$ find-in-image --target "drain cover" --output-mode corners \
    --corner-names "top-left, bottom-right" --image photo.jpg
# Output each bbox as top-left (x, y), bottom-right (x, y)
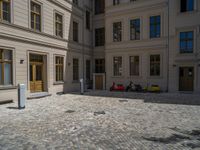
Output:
top-left (65, 110), bottom-right (75, 113)
top-left (94, 111), bottom-right (106, 116)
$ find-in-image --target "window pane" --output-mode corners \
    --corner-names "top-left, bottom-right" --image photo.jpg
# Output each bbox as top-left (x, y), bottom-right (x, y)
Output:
top-left (187, 0), bottom-right (194, 11)
top-left (4, 63), bottom-right (12, 85)
top-left (4, 50), bottom-right (12, 60)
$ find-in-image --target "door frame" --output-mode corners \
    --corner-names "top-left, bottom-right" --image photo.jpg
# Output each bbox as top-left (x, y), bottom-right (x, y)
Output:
top-left (93, 73), bottom-right (105, 90)
top-left (179, 66), bottom-right (194, 92)
top-left (28, 51), bottom-right (48, 93)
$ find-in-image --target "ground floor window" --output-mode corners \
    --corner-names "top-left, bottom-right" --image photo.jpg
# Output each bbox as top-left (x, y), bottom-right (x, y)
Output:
top-left (130, 56), bottom-right (139, 76)
top-left (0, 49), bottom-right (12, 85)
top-left (113, 56), bottom-right (122, 76)
top-left (55, 56), bottom-right (64, 82)
top-left (150, 55), bottom-right (160, 76)
top-left (95, 59), bottom-right (105, 73)
top-left (86, 60), bottom-right (91, 81)
top-left (73, 58), bottom-right (79, 81)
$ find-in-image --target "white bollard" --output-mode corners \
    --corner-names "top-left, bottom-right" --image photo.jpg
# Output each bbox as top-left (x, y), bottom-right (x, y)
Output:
top-left (18, 84), bottom-right (26, 109)
top-left (80, 79), bottom-right (84, 95)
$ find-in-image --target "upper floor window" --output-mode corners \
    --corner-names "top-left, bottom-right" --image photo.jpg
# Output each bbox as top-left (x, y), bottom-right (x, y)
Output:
top-left (55, 13), bottom-right (63, 38)
top-left (150, 15), bottom-right (161, 38)
top-left (95, 0), bottom-right (105, 15)
top-left (31, 1), bottom-right (41, 31)
top-left (130, 19), bottom-right (140, 40)
top-left (0, 49), bottom-right (12, 86)
top-left (181, 0), bottom-right (194, 12)
top-left (55, 56), bottom-right (64, 82)
top-left (95, 59), bottom-right (105, 73)
top-left (180, 31), bottom-right (193, 53)
top-left (73, 0), bottom-right (78, 6)
top-left (150, 55), bottom-right (160, 76)
top-left (0, 0), bottom-right (11, 22)
top-left (95, 27), bottom-right (105, 47)
top-left (73, 21), bottom-right (78, 42)
top-left (86, 10), bottom-right (90, 30)
top-left (113, 0), bottom-right (120, 5)
top-left (113, 22), bottom-right (122, 42)
top-left (113, 56), bottom-right (122, 76)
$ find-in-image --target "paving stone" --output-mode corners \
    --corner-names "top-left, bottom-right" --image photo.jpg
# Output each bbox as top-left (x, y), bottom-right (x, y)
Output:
top-left (0, 91), bottom-right (200, 149)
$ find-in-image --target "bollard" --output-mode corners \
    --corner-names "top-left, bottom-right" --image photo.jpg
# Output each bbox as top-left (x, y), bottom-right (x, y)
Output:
top-left (18, 84), bottom-right (26, 109)
top-left (80, 79), bottom-right (84, 95)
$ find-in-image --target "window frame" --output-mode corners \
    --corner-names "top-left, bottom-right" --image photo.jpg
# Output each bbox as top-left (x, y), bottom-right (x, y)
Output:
top-left (113, 56), bottom-right (122, 77)
top-left (0, 0), bottom-right (11, 22)
top-left (150, 54), bottom-right (161, 77)
top-left (130, 18), bottom-right (141, 41)
top-left (55, 55), bottom-right (64, 82)
top-left (73, 21), bottom-right (79, 42)
top-left (129, 56), bottom-right (140, 76)
top-left (0, 49), bottom-right (13, 86)
top-left (73, 58), bottom-right (79, 81)
top-left (95, 59), bottom-right (105, 73)
top-left (113, 21), bottom-right (122, 42)
top-left (150, 15), bottom-right (161, 39)
top-left (179, 31), bottom-right (194, 53)
top-left (30, 0), bottom-right (42, 32)
top-left (54, 11), bottom-right (63, 38)
top-left (95, 27), bottom-right (105, 47)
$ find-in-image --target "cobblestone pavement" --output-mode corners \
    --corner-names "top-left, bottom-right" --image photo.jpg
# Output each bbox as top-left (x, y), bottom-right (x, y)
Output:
top-left (0, 91), bottom-right (200, 150)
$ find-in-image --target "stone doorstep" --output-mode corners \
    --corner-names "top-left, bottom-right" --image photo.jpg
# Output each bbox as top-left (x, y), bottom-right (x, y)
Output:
top-left (27, 92), bottom-right (52, 100)
top-left (0, 100), bottom-right (13, 105)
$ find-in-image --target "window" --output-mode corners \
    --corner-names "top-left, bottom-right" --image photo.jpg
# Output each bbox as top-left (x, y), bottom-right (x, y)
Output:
top-left (113, 0), bottom-right (120, 5)
top-left (73, 0), bottom-right (78, 5)
top-left (180, 31), bottom-right (193, 53)
top-left (113, 22), bottom-right (122, 42)
top-left (0, 0), bottom-right (11, 22)
top-left (86, 60), bottom-right (91, 81)
top-left (73, 58), bottom-right (79, 81)
top-left (0, 49), bottom-right (12, 85)
top-left (181, 0), bottom-right (194, 12)
top-left (31, 1), bottom-right (41, 31)
top-left (113, 57), bottom-right (122, 76)
top-left (86, 11), bottom-right (90, 30)
top-left (130, 56), bottom-right (139, 76)
top-left (55, 56), bottom-right (64, 82)
top-left (55, 13), bottom-right (63, 38)
top-left (95, 0), bottom-right (105, 15)
top-left (73, 21), bottom-right (78, 42)
top-left (130, 19), bottom-right (140, 40)
top-left (150, 55), bottom-right (160, 76)
top-left (95, 28), bottom-right (105, 46)
top-left (150, 15), bottom-right (161, 38)
top-left (95, 59), bottom-right (105, 73)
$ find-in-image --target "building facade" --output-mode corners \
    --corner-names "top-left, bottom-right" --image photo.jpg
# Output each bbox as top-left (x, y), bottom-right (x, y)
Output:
top-left (0, 0), bottom-right (199, 102)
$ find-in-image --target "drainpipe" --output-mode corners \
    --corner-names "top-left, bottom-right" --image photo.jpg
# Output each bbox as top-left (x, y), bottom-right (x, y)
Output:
top-left (166, 0), bottom-right (170, 92)
top-left (82, 1), bottom-right (85, 91)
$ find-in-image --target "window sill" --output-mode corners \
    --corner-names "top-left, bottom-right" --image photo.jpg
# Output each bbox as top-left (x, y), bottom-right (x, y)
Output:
top-left (0, 85), bottom-right (17, 90)
top-left (53, 81), bottom-right (64, 85)
top-left (177, 10), bottom-right (198, 16)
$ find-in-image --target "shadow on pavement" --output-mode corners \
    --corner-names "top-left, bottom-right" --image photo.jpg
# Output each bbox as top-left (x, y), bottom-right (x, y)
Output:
top-left (66, 90), bottom-right (200, 106)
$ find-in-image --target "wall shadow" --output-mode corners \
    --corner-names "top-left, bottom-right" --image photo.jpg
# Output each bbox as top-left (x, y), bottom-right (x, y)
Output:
top-left (66, 90), bottom-right (200, 106)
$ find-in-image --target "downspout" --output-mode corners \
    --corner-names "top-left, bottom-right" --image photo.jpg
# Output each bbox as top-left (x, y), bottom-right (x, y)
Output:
top-left (82, 1), bottom-right (85, 91)
top-left (166, 0), bottom-right (170, 92)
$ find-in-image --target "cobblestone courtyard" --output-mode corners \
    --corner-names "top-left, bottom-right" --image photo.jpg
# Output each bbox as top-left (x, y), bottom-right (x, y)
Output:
top-left (0, 91), bottom-right (200, 150)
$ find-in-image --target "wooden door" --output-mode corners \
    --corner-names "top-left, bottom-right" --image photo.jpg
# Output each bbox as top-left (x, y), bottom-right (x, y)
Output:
top-left (179, 67), bottom-right (194, 91)
top-left (95, 75), bottom-right (103, 90)
top-left (30, 54), bottom-right (44, 93)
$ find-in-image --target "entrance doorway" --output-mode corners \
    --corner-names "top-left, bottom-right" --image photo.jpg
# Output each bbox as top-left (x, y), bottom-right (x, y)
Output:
top-left (29, 54), bottom-right (45, 93)
top-left (95, 75), bottom-right (103, 90)
top-left (179, 67), bottom-right (194, 91)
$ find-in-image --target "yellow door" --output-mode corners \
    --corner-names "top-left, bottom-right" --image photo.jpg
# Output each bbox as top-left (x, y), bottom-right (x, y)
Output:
top-left (30, 54), bottom-right (44, 93)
